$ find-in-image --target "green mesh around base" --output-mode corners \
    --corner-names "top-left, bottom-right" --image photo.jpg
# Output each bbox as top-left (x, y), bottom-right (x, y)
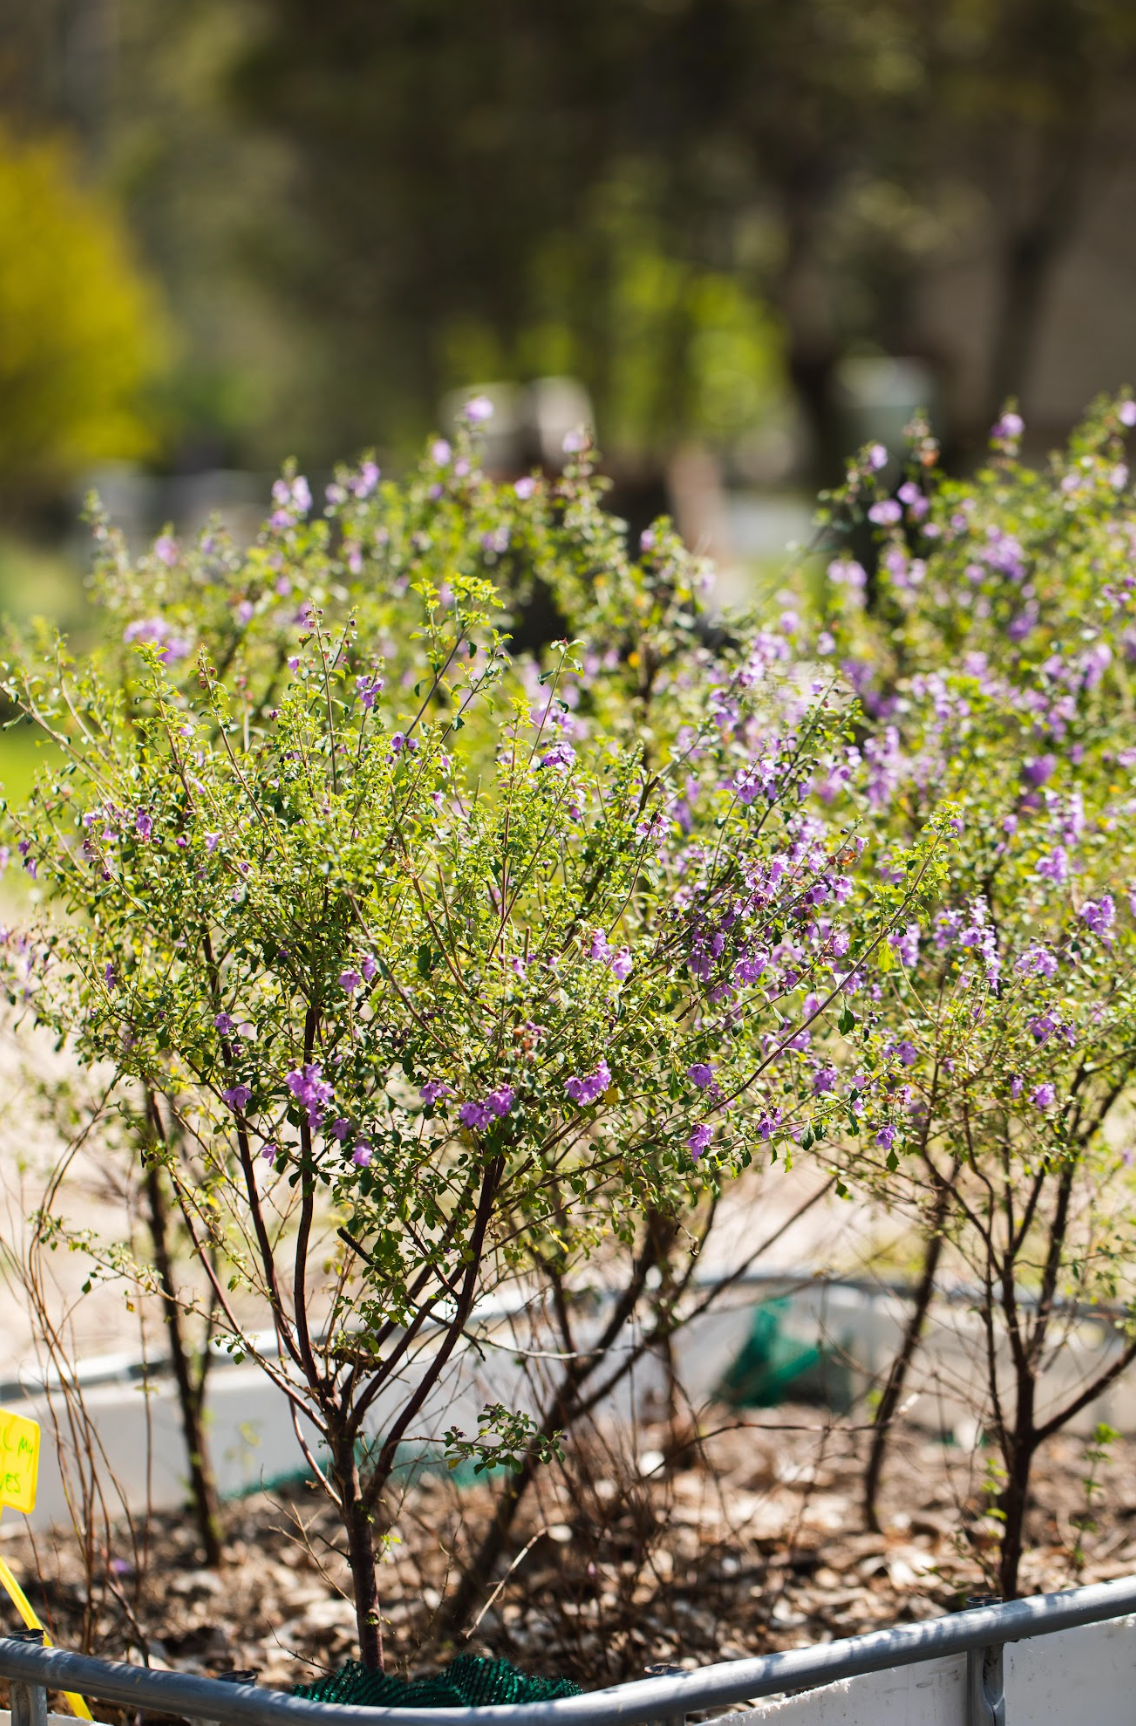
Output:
top-left (293, 1653), bottom-right (582, 1708)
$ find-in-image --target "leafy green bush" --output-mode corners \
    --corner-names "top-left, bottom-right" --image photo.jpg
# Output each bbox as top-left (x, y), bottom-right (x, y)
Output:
top-left (0, 416), bottom-right (939, 1662)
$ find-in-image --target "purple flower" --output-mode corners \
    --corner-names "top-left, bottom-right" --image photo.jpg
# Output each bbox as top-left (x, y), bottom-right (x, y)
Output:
top-left (565, 1058), bottom-right (612, 1107)
top-left (539, 740), bottom-right (576, 771)
top-left (205, 832), bottom-right (220, 853)
top-left (562, 427), bottom-right (589, 454)
top-left (486, 1085), bottom-right (515, 1117)
top-left (221, 1084), bottom-right (252, 1111)
top-left (153, 534), bottom-right (178, 566)
top-left (587, 930), bottom-right (612, 962)
top-left (286, 1062), bottom-right (334, 1129)
top-left (339, 969), bottom-right (362, 993)
top-left (463, 394), bottom-right (494, 423)
top-left (1080, 896), bottom-right (1115, 938)
top-left (1036, 847), bottom-right (1068, 884)
top-left (687, 1122), bottom-right (713, 1160)
top-left (420, 1079), bottom-right (451, 1105)
top-left (135, 810), bottom-right (153, 841)
top-left (894, 1040), bottom-right (918, 1067)
top-left (514, 475), bottom-right (537, 499)
top-left (868, 499), bottom-right (902, 526)
top-left (889, 924), bottom-right (920, 968)
top-left (1011, 1076), bottom-right (1024, 1098)
top-left (609, 947), bottom-right (633, 981)
top-left (431, 438), bottom-right (452, 465)
top-left (103, 962), bottom-right (117, 989)
top-left (1017, 947), bottom-right (1058, 980)
top-left (687, 1063), bottom-right (714, 1088)
top-left (1121, 401), bottom-right (1136, 428)
top-left (876, 1124), bottom-right (897, 1150)
top-left (261, 1140), bottom-right (278, 1162)
top-left (329, 1118), bottom-right (350, 1142)
top-left (1021, 754), bottom-right (1056, 790)
top-left (1029, 1012), bottom-right (1059, 1045)
top-left (458, 1100), bottom-right (492, 1130)
top-left (867, 443), bottom-right (888, 471)
top-left (1032, 1083), bottom-right (1057, 1111)
top-left (993, 411), bottom-right (1024, 441)
top-left (355, 675), bottom-right (384, 708)
top-left (214, 1013), bottom-right (235, 1034)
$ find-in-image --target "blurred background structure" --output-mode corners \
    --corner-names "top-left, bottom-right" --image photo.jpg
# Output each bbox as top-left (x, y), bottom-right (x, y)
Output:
top-left (2, 0), bottom-right (1136, 595)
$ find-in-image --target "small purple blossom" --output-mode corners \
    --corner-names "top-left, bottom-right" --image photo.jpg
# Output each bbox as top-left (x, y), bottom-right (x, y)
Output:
top-left (463, 394), bottom-right (494, 423)
top-left (356, 674), bottom-right (384, 708)
top-left (103, 962), bottom-right (117, 989)
top-left (221, 1084), bottom-right (252, 1111)
top-left (1016, 946), bottom-right (1058, 980)
top-left (153, 534), bottom-right (178, 566)
top-left (487, 1085), bottom-right (515, 1117)
top-left (1029, 1012), bottom-right (1059, 1045)
top-left (1032, 1083), bottom-right (1057, 1110)
top-left (339, 969), bottom-right (362, 993)
top-left (868, 499), bottom-right (902, 526)
top-left (286, 1062), bottom-right (334, 1129)
top-left (687, 1122), bottom-right (713, 1160)
top-left (458, 1100), bottom-right (492, 1130)
top-left (1022, 754), bottom-right (1056, 790)
top-left (135, 810), bottom-right (153, 841)
top-left (214, 1013), bottom-right (235, 1034)
top-left (867, 443), bottom-right (888, 471)
top-left (876, 1124), bottom-right (897, 1150)
top-left (539, 740), bottom-right (576, 771)
top-left (813, 1065), bottom-right (838, 1095)
top-left (993, 411), bottom-right (1024, 442)
top-left (1080, 896), bottom-right (1115, 938)
top-left (351, 1142), bottom-right (373, 1168)
top-left (565, 1058), bottom-right (612, 1106)
top-left (688, 1063), bottom-right (714, 1088)
top-left (514, 475), bottom-right (537, 499)
top-left (609, 947), bottom-right (633, 981)
top-left (205, 832), bottom-right (220, 853)
top-left (420, 1080), bottom-right (451, 1106)
top-left (431, 438), bottom-right (452, 465)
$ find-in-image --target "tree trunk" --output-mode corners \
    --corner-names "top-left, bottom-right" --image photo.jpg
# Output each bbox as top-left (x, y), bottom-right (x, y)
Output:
top-left (335, 1437), bottom-right (384, 1669)
top-left (143, 1157), bottom-right (224, 1567)
top-left (997, 1387), bottom-right (1037, 1599)
top-left (863, 1184), bottom-right (950, 1531)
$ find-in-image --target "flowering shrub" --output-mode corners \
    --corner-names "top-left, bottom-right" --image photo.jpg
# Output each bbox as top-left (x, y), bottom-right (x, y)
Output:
top-left (813, 396), bottom-right (1136, 1590)
top-left (0, 422), bottom-right (943, 1662)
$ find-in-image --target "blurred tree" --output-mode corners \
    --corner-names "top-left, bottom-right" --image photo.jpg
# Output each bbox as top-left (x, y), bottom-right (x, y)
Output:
top-left (226, 0), bottom-right (1136, 477)
top-left (0, 125), bottom-right (165, 506)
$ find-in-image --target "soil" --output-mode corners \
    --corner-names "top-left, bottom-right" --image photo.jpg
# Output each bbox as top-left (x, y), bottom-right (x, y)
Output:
top-left (4, 1407), bottom-right (1136, 1714)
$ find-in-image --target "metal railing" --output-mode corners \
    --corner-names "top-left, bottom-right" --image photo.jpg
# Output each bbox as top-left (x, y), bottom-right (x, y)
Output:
top-left (4, 1574), bottom-right (1136, 1726)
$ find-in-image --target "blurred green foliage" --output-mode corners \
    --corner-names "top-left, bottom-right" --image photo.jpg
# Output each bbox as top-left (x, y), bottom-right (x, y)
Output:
top-left (0, 126), bottom-right (166, 501)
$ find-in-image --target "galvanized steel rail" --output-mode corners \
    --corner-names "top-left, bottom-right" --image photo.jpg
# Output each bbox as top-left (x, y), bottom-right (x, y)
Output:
top-left (4, 1574), bottom-right (1136, 1726)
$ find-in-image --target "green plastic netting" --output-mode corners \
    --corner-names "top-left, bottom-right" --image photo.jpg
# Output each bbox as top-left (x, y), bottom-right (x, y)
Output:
top-left (294, 1653), bottom-right (581, 1708)
top-left (717, 1298), bottom-right (853, 1412)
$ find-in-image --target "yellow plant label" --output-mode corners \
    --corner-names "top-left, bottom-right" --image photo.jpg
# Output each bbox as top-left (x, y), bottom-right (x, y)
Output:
top-left (0, 1409), bottom-right (39, 1515)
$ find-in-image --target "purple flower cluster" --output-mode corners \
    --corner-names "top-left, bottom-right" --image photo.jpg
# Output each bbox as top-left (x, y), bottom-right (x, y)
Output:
top-left (286, 1062), bottom-right (334, 1129)
top-left (565, 1058), bottom-right (611, 1106)
top-left (1080, 896), bottom-right (1115, 938)
top-left (457, 1086), bottom-right (515, 1130)
top-left (586, 930), bottom-right (632, 980)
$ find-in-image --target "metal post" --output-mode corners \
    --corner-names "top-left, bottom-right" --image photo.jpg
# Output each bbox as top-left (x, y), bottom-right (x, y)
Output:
top-left (9, 1629), bottom-right (49, 1726)
top-left (965, 1594), bottom-right (1006, 1726)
